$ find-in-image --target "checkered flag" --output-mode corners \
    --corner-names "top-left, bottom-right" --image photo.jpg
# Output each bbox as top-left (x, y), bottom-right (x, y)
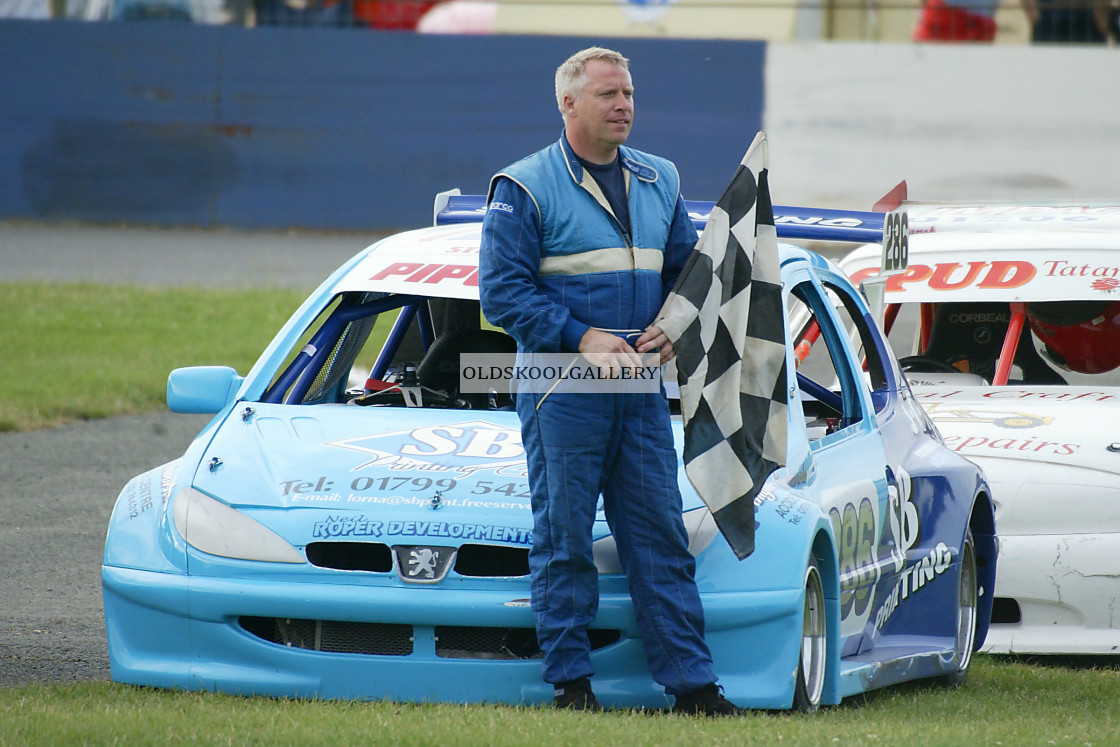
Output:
top-left (654, 132), bottom-right (787, 560)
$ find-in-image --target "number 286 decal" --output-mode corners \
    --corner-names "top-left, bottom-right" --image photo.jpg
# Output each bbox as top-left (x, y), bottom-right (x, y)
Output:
top-left (881, 211), bottom-right (909, 273)
top-left (828, 470), bottom-right (920, 627)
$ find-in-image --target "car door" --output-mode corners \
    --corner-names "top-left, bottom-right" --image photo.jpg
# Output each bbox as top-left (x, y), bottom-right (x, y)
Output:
top-left (787, 269), bottom-right (896, 657)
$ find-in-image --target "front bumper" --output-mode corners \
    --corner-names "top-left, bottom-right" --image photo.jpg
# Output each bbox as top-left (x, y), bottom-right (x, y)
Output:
top-left (982, 532), bottom-right (1120, 655)
top-left (103, 564), bottom-right (805, 708)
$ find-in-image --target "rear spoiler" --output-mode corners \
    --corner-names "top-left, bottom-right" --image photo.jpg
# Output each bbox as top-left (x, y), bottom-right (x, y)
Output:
top-left (433, 190), bottom-right (886, 244)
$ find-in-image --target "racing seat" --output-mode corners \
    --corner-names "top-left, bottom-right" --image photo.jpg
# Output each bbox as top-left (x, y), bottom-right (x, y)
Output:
top-left (920, 302), bottom-right (1065, 384)
top-left (416, 329), bottom-right (518, 409)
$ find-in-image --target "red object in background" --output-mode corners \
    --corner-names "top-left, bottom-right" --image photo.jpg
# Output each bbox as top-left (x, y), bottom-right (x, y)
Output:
top-left (1028, 301), bottom-right (1120, 375)
top-left (914, 0), bottom-right (997, 41)
top-left (353, 0), bottom-right (436, 29)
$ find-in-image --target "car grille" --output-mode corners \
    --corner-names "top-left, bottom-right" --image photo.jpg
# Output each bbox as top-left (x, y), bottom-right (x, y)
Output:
top-left (306, 541), bottom-right (393, 572)
top-left (239, 617), bottom-right (621, 659)
top-left (435, 626), bottom-right (542, 659)
top-left (240, 616), bottom-right (414, 655)
top-left (305, 541), bottom-right (529, 577)
top-left (434, 626), bottom-right (621, 659)
top-left (454, 544), bottom-right (529, 577)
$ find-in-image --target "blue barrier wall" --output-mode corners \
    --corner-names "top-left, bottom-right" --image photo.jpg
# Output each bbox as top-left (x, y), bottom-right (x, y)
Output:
top-left (0, 21), bottom-right (764, 230)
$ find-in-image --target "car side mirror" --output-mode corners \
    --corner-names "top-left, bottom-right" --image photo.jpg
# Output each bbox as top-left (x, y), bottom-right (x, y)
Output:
top-left (167, 366), bottom-right (243, 414)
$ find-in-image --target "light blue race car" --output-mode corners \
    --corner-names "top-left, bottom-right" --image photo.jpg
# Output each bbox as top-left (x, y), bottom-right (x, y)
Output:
top-left (102, 194), bottom-right (995, 711)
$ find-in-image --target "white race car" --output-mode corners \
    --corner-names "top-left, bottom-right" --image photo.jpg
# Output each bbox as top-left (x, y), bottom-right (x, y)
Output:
top-left (838, 192), bottom-right (1120, 655)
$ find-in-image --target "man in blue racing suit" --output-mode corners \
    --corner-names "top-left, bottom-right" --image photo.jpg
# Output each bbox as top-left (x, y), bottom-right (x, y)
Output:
top-left (478, 46), bottom-right (738, 716)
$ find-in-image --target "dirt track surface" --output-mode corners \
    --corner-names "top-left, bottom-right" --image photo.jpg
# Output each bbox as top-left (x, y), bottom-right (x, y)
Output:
top-left (0, 413), bottom-right (209, 685)
top-left (0, 222), bottom-right (375, 687)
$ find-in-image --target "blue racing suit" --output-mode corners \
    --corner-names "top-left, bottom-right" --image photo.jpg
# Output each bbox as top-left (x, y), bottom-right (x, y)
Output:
top-left (478, 135), bottom-right (716, 695)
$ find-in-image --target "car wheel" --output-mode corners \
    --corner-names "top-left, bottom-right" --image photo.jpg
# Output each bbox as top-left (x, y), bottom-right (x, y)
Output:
top-left (937, 527), bottom-right (977, 688)
top-left (792, 557), bottom-right (827, 712)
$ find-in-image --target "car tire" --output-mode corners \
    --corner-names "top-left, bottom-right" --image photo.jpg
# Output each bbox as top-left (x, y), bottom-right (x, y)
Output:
top-left (792, 556), bottom-right (827, 712)
top-left (937, 527), bottom-right (977, 689)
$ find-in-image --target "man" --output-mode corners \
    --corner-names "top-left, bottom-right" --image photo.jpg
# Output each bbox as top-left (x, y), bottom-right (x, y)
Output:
top-left (1022, 0), bottom-right (1113, 42)
top-left (478, 47), bottom-right (738, 716)
top-left (912, 0), bottom-right (999, 42)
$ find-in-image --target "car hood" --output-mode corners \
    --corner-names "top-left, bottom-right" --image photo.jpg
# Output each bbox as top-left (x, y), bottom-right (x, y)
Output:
top-left (189, 402), bottom-right (704, 527)
top-left (907, 384), bottom-right (1120, 474)
top-left (193, 403), bottom-right (531, 507)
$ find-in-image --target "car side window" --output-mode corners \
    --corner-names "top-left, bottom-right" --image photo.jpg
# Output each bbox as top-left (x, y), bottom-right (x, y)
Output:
top-left (789, 279), bottom-right (869, 440)
top-left (822, 280), bottom-right (891, 414)
top-left (263, 292), bottom-right (392, 405)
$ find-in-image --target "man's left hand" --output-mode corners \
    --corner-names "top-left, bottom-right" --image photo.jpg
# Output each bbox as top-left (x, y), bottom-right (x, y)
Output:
top-left (635, 325), bottom-right (675, 365)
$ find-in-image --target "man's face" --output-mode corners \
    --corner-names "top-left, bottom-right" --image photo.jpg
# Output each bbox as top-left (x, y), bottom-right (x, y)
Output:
top-left (564, 59), bottom-right (634, 163)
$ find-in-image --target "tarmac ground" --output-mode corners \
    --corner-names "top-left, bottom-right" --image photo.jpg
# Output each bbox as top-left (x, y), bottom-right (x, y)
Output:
top-left (0, 221), bottom-right (384, 686)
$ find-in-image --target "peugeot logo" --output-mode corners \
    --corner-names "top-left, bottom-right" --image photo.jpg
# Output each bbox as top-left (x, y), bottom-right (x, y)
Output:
top-left (393, 545), bottom-right (457, 584)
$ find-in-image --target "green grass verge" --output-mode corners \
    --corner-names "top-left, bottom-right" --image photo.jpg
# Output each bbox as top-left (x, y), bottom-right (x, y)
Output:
top-left (2, 658), bottom-right (1119, 745)
top-left (0, 282), bottom-right (307, 432)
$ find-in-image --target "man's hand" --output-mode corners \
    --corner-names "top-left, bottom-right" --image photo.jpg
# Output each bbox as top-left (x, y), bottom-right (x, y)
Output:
top-left (578, 329), bottom-right (645, 378)
top-left (635, 325), bottom-right (675, 365)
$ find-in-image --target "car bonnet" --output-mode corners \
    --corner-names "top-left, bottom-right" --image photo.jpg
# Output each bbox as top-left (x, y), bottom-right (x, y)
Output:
top-left (908, 384), bottom-right (1120, 474)
top-left (187, 402), bottom-right (708, 517)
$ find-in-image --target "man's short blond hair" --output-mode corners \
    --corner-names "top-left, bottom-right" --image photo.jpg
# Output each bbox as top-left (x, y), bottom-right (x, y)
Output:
top-left (554, 47), bottom-right (630, 118)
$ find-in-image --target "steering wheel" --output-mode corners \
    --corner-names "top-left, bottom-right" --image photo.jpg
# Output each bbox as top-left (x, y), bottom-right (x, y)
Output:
top-left (898, 355), bottom-right (963, 374)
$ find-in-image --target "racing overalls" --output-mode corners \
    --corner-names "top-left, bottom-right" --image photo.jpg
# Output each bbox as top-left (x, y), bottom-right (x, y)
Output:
top-left (478, 135), bottom-right (717, 695)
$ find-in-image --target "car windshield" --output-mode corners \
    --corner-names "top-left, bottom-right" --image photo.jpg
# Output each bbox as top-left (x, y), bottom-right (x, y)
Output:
top-left (261, 292), bottom-right (517, 410)
top-left (877, 298), bottom-right (1120, 387)
top-left (258, 266), bottom-right (894, 432)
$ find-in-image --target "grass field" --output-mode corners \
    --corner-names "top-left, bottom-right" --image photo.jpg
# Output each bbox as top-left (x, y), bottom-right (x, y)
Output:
top-left (2, 658), bottom-right (1119, 745)
top-left (0, 282), bottom-right (308, 432)
top-left (4, 282), bottom-right (1120, 744)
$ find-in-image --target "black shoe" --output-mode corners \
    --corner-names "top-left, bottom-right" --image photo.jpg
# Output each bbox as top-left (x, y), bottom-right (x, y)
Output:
top-left (553, 677), bottom-right (602, 711)
top-left (672, 683), bottom-right (742, 716)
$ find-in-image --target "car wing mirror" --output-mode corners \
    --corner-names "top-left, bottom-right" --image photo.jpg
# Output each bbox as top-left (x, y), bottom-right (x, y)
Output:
top-left (167, 366), bottom-right (243, 414)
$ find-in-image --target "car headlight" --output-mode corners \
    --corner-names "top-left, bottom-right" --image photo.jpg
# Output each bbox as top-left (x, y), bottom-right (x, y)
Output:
top-left (173, 488), bottom-right (305, 564)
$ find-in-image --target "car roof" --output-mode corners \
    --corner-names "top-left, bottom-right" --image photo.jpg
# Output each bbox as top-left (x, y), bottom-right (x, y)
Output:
top-left (335, 212), bottom-right (845, 300)
top-left (903, 203), bottom-right (1120, 234)
top-left (840, 231), bottom-right (1120, 304)
top-left (838, 204), bottom-right (1120, 304)
top-left (335, 224), bottom-right (485, 300)
top-left (338, 193), bottom-right (1120, 304)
